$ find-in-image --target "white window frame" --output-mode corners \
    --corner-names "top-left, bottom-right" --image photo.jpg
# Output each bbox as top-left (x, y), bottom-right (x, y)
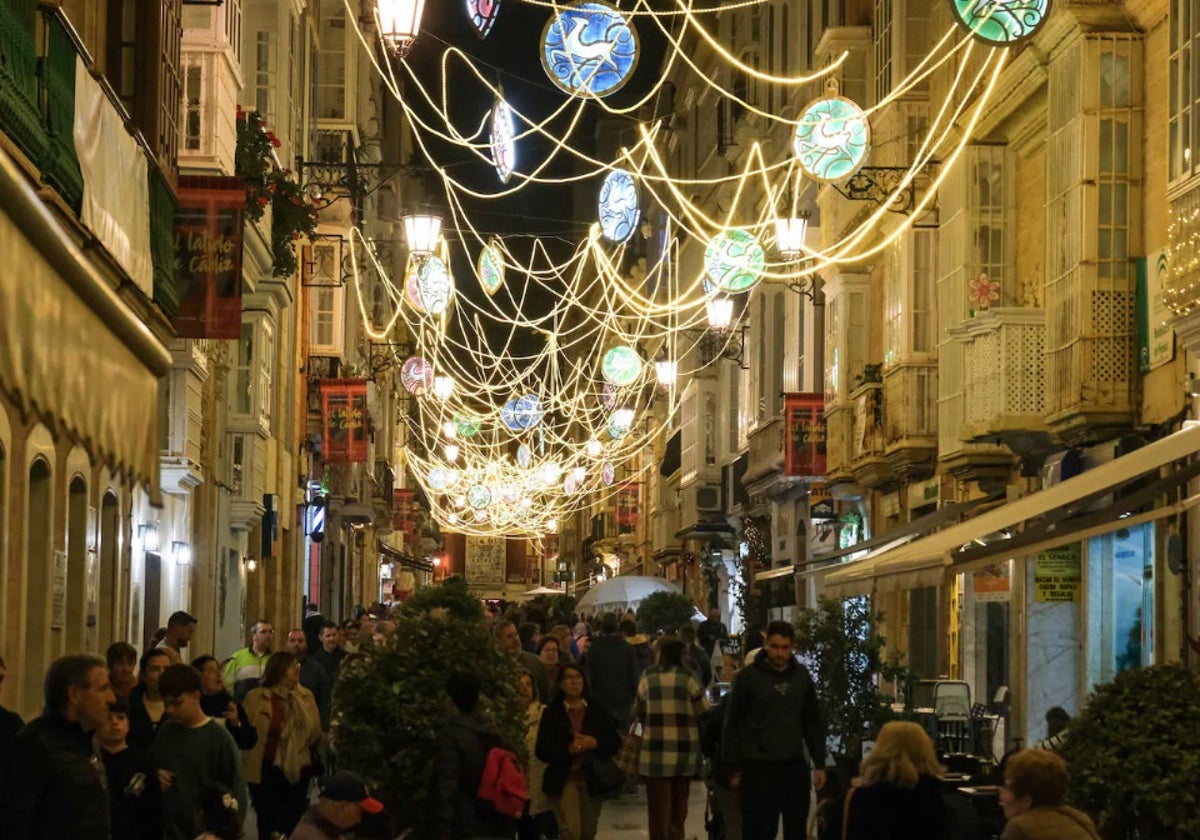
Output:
top-left (1169, 0), bottom-right (1200, 186)
top-left (309, 284), bottom-right (346, 357)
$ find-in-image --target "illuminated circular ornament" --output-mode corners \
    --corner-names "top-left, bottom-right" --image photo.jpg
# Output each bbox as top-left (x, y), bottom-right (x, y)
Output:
top-left (948, 0), bottom-right (1050, 44)
top-left (500, 394), bottom-right (543, 433)
top-left (540, 1), bottom-right (639, 98)
top-left (467, 0), bottom-right (501, 39)
top-left (601, 461), bottom-right (615, 486)
top-left (517, 444), bottom-right (532, 469)
top-left (793, 89), bottom-right (871, 183)
top-left (601, 383), bottom-right (617, 410)
top-left (598, 169), bottom-right (639, 243)
top-left (607, 410), bottom-right (634, 440)
top-left (563, 474), bottom-right (579, 495)
top-left (404, 263), bottom-right (426, 313)
top-left (477, 239), bottom-right (505, 296)
top-left (704, 229), bottom-right (767, 293)
top-left (467, 484), bottom-right (492, 510)
top-left (427, 468), bottom-right (450, 491)
top-left (400, 356), bottom-right (434, 395)
top-left (601, 345), bottom-right (642, 386)
top-left (490, 95), bottom-right (517, 184)
top-left (473, 508), bottom-right (490, 524)
top-left (417, 256), bottom-right (455, 316)
top-left (455, 415), bottom-right (482, 437)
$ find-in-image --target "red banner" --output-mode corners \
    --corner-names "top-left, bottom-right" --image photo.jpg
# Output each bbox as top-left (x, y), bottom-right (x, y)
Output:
top-left (172, 176), bottom-right (244, 338)
top-left (615, 481), bottom-right (640, 528)
top-left (785, 393), bottom-right (827, 477)
top-left (392, 488), bottom-right (419, 545)
top-left (322, 379), bottom-right (369, 462)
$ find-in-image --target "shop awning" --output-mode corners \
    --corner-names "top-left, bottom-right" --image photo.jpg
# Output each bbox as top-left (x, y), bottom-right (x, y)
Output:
top-left (824, 424), bottom-right (1200, 598)
top-left (754, 495), bottom-right (1000, 584)
top-left (0, 146), bottom-right (170, 498)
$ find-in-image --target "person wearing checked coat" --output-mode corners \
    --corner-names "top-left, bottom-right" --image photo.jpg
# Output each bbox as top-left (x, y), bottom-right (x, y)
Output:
top-left (635, 638), bottom-right (711, 840)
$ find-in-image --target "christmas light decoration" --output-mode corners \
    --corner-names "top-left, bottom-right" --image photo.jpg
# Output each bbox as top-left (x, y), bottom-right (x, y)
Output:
top-left (416, 255), bottom-right (455, 315)
top-left (949, 0), bottom-right (1050, 44)
top-left (598, 169), bottom-right (640, 243)
top-left (793, 82), bottom-right (871, 183)
top-left (477, 239), bottom-right (505, 295)
top-left (490, 95), bottom-right (517, 183)
top-left (704, 229), bottom-right (766, 293)
top-left (466, 0), bottom-right (501, 39)
top-left (540, 1), bottom-right (640, 98)
top-left (401, 356), bottom-right (434, 394)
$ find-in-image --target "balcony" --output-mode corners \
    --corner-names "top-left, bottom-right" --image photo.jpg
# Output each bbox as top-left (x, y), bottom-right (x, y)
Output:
top-left (824, 402), bottom-right (855, 485)
top-left (956, 308), bottom-right (1051, 445)
top-left (0, 0), bottom-right (46, 168)
top-left (883, 363), bottom-right (938, 481)
top-left (849, 382), bottom-right (894, 489)
top-left (744, 414), bottom-right (786, 489)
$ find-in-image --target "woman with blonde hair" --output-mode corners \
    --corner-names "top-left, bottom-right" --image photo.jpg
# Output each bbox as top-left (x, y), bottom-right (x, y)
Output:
top-left (843, 721), bottom-right (951, 840)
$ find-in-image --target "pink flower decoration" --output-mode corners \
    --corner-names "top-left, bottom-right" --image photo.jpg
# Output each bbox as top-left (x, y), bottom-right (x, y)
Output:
top-left (967, 272), bottom-right (1001, 309)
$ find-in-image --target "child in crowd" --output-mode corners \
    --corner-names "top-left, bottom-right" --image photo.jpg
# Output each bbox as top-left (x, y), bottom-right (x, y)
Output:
top-left (96, 697), bottom-right (162, 840)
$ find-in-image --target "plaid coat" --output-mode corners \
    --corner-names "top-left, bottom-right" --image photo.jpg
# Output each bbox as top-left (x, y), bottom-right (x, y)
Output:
top-left (634, 664), bottom-right (709, 778)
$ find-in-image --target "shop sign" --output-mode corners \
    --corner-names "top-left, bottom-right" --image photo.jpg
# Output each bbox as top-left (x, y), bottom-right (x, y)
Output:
top-left (785, 393), bottom-right (827, 477)
top-left (1034, 543), bottom-right (1082, 603)
top-left (173, 176), bottom-right (245, 339)
top-left (973, 563), bottom-right (1011, 603)
top-left (1136, 250), bottom-right (1175, 374)
top-left (321, 379), bottom-right (369, 462)
top-left (615, 481), bottom-right (640, 527)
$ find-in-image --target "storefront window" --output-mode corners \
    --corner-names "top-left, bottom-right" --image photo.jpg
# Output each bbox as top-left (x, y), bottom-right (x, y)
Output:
top-left (1087, 522), bottom-right (1154, 688)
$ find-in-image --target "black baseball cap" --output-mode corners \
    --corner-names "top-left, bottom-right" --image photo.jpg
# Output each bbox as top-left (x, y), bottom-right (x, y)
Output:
top-left (321, 771), bottom-right (384, 813)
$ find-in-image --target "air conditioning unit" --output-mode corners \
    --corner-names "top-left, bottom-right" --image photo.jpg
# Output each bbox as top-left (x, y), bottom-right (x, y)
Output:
top-left (696, 484), bottom-right (721, 512)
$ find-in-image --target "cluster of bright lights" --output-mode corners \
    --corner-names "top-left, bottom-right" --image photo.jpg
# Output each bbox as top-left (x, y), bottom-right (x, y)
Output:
top-left (342, 0), bottom-right (1042, 535)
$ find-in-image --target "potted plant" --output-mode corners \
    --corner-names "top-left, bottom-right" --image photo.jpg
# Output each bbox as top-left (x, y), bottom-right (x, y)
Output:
top-left (332, 576), bottom-right (526, 836)
top-left (1060, 664), bottom-right (1200, 839)
top-left (636, 590), bottom-right (696, 634)
top-left (794, 596), bottom-right (908, 766)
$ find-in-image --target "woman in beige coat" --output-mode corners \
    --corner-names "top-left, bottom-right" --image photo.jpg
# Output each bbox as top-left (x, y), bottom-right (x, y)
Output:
top-left (518, 668), bottom-right (554, 840)
top-left (242, 651), bottom-right (323, 839)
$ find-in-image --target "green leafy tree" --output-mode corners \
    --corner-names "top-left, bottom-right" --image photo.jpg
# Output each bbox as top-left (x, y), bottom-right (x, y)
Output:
top-left (794, 596), bottom-right (908, 761)
top-left (332, 577), bottom-right (526, 835)
top-left (1061, 664), bottom-right (1200, 839)
top-left (636, 590), bottom-right (695, 634)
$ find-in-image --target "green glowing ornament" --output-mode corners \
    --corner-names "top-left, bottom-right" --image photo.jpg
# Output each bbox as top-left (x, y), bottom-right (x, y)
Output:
top-left (793, 82), bottom-right (871, 183)
top-left (948, 0), bottom-right (1050, 44)
top-left (704, 229), bottom-right (766, 293)
top-left (455, 416), bottom-right (482, 437)
top-left (601, 345), bottom-right (642, 386)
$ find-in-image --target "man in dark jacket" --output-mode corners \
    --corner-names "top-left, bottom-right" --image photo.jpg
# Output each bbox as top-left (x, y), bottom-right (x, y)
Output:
top-left (0, 654), bottom-right (115, 839)
top-left (433, 672), bottom-right (513, 840)
top-left (722, 620), bottom-right (827, 840)
top-left (310, 620), bottom-right (346, 680)
top-left (581, 611), bottom-right (640, 727)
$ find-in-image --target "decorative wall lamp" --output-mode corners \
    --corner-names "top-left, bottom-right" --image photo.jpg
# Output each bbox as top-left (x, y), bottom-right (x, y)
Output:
top-left (172, 541), bottom-right (191, 566)
top-left (378, 0), bottom-right (428, 57)
top-left (138, 523), bottom-right (160, 553)
top-left (402, 212), bottom-right (443, 256)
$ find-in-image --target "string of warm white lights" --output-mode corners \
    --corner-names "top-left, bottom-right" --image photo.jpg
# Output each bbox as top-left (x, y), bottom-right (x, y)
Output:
top-left (343, 0), bottom-right (1040, 536)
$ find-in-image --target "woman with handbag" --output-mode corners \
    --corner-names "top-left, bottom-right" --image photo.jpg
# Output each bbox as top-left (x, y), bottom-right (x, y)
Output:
top-left (635, 638), bottom-right (709, 840)
top-left (241, 651), bottom-right (323, 839)
top-left (536, 663), bottom-right (621, 840)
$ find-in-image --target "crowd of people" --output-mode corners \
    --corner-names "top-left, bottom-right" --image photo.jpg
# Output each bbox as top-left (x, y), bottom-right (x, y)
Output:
top-left (0, 597), bottom-right (1100, 840)
top-left (0, 610), bottom-right (382, 840)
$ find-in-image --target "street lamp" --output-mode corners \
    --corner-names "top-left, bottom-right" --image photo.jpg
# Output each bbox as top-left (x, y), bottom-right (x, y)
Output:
top-left (402, 212), bottom-right (442, 255)
top-left (654, 358), bottom-right (678, 387)
top-left (774, 212), bottom-right (809, 260)
top-left (378, 0), bottom-right (428, 57)
top-left (706, 297), bottom-right (734, 331)
top-left (433, 375), bottom-right (455, 400)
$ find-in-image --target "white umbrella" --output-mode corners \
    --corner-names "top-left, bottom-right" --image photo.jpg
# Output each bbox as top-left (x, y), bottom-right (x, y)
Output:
top-left (576, 575), bottom-right (680, 614)
top-left (520, 586), bottom-right (565, 600)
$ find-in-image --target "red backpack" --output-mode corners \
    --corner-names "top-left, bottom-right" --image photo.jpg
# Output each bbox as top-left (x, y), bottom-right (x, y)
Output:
top-left (476, 746), bottom-right (529, 820)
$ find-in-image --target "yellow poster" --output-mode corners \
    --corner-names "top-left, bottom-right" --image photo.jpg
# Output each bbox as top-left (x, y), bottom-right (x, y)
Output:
top-left (1034, 543), bottom-right (1082, 603)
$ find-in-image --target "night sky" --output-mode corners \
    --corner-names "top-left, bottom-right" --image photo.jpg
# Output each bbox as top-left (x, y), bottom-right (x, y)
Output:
top-left (400, 0), bottom-right (674, 354)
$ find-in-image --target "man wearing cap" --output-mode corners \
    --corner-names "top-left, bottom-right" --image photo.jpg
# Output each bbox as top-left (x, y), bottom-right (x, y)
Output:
top-left (289, 771), bottom-right (383, 839)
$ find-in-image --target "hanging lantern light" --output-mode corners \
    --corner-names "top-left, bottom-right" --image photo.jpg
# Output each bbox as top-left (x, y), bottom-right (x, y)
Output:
top-left (654, 358), bottom-right (678, 387)
top-left (443, 421), bottom-right (458, 439)
top-left (433, 375), bottom-right (455, 400)
top-left (444, 443), bottom-right (460, 462)
top-left (586, 438), bottom-right (603, 458)
top-left (402, 212), bottom-right (442, 255)
top-left (774, 213), bottom-right (809, 260)
top-left (377, 0), bottom-right (428, 57)
top-left (706, 297), bottom-right (734, 331)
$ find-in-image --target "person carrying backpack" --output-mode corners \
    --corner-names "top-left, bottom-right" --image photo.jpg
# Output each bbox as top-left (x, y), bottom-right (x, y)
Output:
top-left (434, 672), bottom-right (525, 840)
